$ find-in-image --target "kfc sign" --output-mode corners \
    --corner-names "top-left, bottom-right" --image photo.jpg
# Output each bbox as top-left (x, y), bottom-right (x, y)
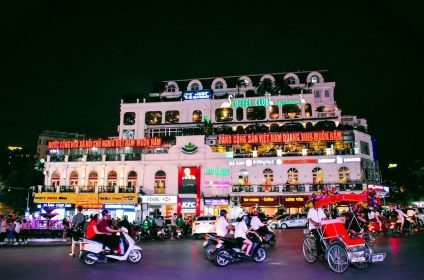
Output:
top-left (181, 198), bottom-right (196, 213)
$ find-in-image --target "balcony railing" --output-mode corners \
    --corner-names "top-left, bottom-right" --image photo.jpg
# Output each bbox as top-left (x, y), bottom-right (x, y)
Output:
top-left (232, 185), bottom-right (254, 192)
top-left (257, 185), bottom-right (280, 192)
top-left (282, 185), bottom-right (306, 192)
top-left (78, 186), bottom-right (96, 193)
top-left (119, 187), bottom-right (135, 193)
top-left (125, 154), bottom-right (141, 161)
top-left (98, 186), bottom-right (116, 193)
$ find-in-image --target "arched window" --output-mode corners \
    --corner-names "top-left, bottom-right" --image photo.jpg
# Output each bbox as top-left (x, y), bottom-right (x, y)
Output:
top-left (247, 106), bottom-right (266, 120)
top-left (123, 112), bottom-right (136, 125)
top-left (282, 104), bottom-right (301, 119)
top-left (312, 167), bottom-right (324, 184)
top-left (286, 76), bottom-right (296, 85)
top-left (154, 170), bottom-right (166, 194)
top-left (215, 81), bottom-right (224, 89)
top-left (215, 108), bottom-right (233, 122)
top-left (287, 168), bottom-right (299, 184)
top-left (338, 167), bottom-right (350, 184)
top-left (108, 171), bottom-right (117, 187)
top-left (269, 105), bottom-right (279, 119)
top-left (145, 111), bottom-right (162, 125)
top-left (69, 171), bottom-right (78, 188)
top-left (236, 107), bottom-right (243, 121)
top-left (263, 168), bottom-right (274, 191)
top-left (191, 82), bottom-right (200, 91)
top-left (238, 169), bottom-right (249, 185)
top-left (51, 171), bottom-right (61, 187)
top-left (192, 110), bottom-right (202, 122)
top-left (168, 84), bottom-right (176, 92)
top-left (127, 171), bottom-right (137, 190)
top-left (304, 103), bottom-right (312, 118)
top-left (165, 110), bottom-right (180, 124)
top-left (88, 171), bottom-right (98, 187)
top-left (311, 75), bottom-right (320, 84)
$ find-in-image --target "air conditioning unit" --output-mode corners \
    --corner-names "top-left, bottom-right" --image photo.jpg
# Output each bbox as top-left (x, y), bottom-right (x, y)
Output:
top-left (231, 196), bottom-right (240, 202)
top-left (208, 139), bottom-right (217, 145)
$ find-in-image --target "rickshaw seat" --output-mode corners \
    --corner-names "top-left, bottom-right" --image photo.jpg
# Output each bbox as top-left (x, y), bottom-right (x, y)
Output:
top-left (321, 219), bottom-right (365, 247)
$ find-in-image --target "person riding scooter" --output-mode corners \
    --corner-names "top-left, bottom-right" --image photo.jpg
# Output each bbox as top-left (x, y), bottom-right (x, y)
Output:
top-left (234, 212), bottom-right (253, 257)
top-left (98, 210), bottom-right (123, 253)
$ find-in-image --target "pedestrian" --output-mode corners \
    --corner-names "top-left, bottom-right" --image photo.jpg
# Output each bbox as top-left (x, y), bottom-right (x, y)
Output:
top-left (170, 213), bottom-right (177, 240)
top-left (69, 206), bottom-right (86, 257)
top-left (20, 218), bottom-right (29, 244)
top-left (0, 216), bottom-right (7, 244)
top-left (14, 217), bottom-right (22, 244)
top-left (62, 216), bottom-right (70, 241)
top-left (7, 217), bottom-right (15, 244)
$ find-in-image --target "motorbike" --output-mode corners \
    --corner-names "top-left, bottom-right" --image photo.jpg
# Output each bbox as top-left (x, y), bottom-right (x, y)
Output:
top-left (213, 232), bottom-right (267, 267)
top-left (386, 217), bottom-right (414, 237)
top-left (80, 228), bottom-right (143, 266)
top-left (254, 225), bottom-right (276, 247)
top-left (175, 225), bottom-right (192, 239)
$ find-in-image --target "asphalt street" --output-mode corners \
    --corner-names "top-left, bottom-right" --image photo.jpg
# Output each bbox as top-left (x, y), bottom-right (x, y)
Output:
top-left (1, 229), bottom-right (423, 280)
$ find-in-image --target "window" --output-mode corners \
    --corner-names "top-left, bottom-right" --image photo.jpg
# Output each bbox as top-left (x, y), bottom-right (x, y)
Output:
top-left (192, 110), bottom-right (202, 123)
top-left (263, 168), bottom-right (274, 191)
top-left (191, 83), bottom-right (200, 91)
top-left (123, 112), bottom-right (136, 125)
top-left (314, 90), bottom-right (321, 98)
top-left (312, 167), bottom-right (324, 184)
top-left (154, 170), bottom-right (166, 194)
top-left (282, 104), bottom-right (301, 119)
top-left (123, 130), bottom-right (135, 139)
top-left (88, 171), bottom-right (98, 187)
top-left (324, 90), bottom-right (330, 97)
top-left (215, 81), bottom-right (224, 89)
top-left (360, 141), bottom-right (370, 155)
top-left (338, 167), bottom-right (350, 184)
top-left (215, 108), bottom-right (233, 122)
top-left (304, 104), bottom-right (312, 118)
top-left (168, 84), bottom-right (176, 92)
top-left (247, 106), bottom-right (266, 120)
top-left (127, 171), bottom-right (137, 188)
top-left (51, 171), bottom-right (61, 187)
top-left (108, 171), bottom-right (117, 187)
top-left (287, 168), bottom-right (299, 184)
top-left (236, 107), bottom-right (244, 121)
top-left (145, 111), bottom-right (162, 125)
top-left (165, 111), bottom-right (180, 124)
top-left (311, 75), bottom-right (320, 84)
top-left (238, 169), bottom-right (249, 185)
top-left (269, 105), bottom-right (279, 119)
top-left (286, 77), bottom-right (296, 85)
top-left (69, 171), bottom-right (78, 187)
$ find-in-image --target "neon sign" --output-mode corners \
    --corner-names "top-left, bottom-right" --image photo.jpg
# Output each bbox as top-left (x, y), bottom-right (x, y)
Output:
top-left (182, 89), bottom-right (213, 101)
top-left (48, 138), bottom-right (162, 150)
top-left (218, 131), bottom-right (343, 145)
top-left (204, 168), bottom-right (230, 176)
top-left (232, 98), bottom-right (301, 108)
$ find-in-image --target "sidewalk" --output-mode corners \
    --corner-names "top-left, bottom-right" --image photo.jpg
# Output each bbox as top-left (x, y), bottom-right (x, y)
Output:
top-left (0, 238), bottom-right (71, 247)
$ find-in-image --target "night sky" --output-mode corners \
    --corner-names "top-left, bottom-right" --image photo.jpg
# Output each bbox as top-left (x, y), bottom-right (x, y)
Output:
top-left (0, 0), bottom-right (422, 170)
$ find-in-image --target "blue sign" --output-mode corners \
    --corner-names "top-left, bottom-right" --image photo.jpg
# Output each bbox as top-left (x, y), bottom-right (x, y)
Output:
top-left (40, 203), bottom-right (73, 209)
top-left (182, 89), bottom-right (212, 101)
top-left (104, 204), bottom-right (136, 210)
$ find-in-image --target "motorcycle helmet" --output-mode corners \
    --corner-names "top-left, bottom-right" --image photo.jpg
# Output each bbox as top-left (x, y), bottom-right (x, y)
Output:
top-left (253, 210), bottom-right (259, 216)
top-left (220, 209), bottom-right (228, 216)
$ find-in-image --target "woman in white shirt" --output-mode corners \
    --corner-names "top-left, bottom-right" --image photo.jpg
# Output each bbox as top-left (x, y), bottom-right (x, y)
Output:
top-left (235, 213), bottom-right (253, 256)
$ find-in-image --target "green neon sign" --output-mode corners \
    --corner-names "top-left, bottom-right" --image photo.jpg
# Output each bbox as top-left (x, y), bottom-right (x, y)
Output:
top-left (204, 168), bottom-right (230, 176)
top-left (232, 98), bottom-right (301, 108)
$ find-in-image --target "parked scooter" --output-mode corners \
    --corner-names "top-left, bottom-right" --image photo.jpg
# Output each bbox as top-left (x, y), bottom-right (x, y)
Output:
top-left (80, 228), bottom-right (143, 265)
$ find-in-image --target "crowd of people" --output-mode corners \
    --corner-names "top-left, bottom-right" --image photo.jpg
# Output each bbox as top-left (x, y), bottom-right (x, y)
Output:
top-left (0, 214), bottom-right (30, 245)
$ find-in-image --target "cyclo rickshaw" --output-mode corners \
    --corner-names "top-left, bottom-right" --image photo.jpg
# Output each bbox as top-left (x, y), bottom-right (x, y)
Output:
top-left (302, 193), bottom-right (386, 273)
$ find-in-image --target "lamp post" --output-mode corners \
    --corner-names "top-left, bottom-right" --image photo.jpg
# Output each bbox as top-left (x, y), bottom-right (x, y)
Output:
top-left (7, 186), bottom-right (35, 212)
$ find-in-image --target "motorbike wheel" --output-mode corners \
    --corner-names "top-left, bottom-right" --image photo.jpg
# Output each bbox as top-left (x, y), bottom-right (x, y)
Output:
top-left (302, 236), bottom-right (318, 263)
top-left (134, 235), bottom-right (141, 243)
top-left (82, 252), bottom-right (97, 266)
top-left (204, 244), bottom-right (216, 261)
top-left (215, 250), bottom-right (230, 267)
top-left (326, 242), bottom-right (349, 273)
top-left (268, 238), bottom-right (276, 247)
top-left (281, 224), bottom-right (288, 229)
top-left (253, 247), bottom-right (267, 263)
top-left (127, 249), bottom-right (143, 264)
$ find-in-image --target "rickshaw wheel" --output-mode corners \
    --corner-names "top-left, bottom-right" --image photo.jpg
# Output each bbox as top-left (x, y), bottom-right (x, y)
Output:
top-left (352, 261), bottom-right (370, 269)
top-left (302, 236), bottom-right (318, 263)
top-left (327, 242), bottom-right (349, 273)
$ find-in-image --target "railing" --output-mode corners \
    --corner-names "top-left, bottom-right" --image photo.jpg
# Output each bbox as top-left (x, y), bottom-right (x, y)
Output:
top-left (106, 155), bottom-right (121, 161)
top-left (232, 185), bottom-right (254, 192)
top-left (282, 185), bottom-right (306, 192)
top-left (125, 154), bottom-right (141, 161)
top-left (119, 187), bottom-right (135, 193)
top-left (59, 186), bottom-right (76, 193)
top-left (78, 186), bottom-right (96, 193)
top-left (87, 155), bottom-right (102, 161)
top-left (257, 185), bottom-right (280, 192)
top-left (50, 156), bottom-right (65, 162)
top-left (68, 155), bottom-right (83, 162)
top-left (98, 186), bottom-right (115, 193)
top-left (338, 183), bottom-right (364, 191)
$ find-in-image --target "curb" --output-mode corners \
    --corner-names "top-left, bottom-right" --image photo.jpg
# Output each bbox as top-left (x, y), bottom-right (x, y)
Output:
top-left (0, 240), bottom-right (72, 247)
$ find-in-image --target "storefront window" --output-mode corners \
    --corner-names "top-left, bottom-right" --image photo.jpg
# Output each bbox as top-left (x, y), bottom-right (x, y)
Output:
top-left (338, 167), bottom-right (350, 183)
top-left (263, 168), bottom-right (274, 191)
top-left (154, 170), bottom-right (166, 194)
top-left (215, 108), bottom-right (233, 122)
top-left (108, 171), bottom-right (117, 187)
top-left (247, 106), bottom-right (266, 120)
top-left (236, 107), bottom-right (243, 121)
top-left (127, 171), bottom-right (137, 188)
top-left (282, 104), bottom-right (301, 119)
top-left (192, 110), bottom-right (202, 123)
top-left (88, 171), bottom-right (98, 187)
top-left (238, 169), bottom-right (249, 185)
top-left (51, 171), bottom-right (60, 187)
top-left (269, 105), bottom-right (279, 119)
top-left (312, 167), bottom-right (324, 184)
top-left (69, 171), bottom-right (78, 188)
top-left (145, 111), bottom-right (162, 125)
top-left (165, 110), bottom-right (180, 124)
top-left (287, 168), bottom-right (299, 184)
top-left (123, 112), bottom-right (136, 125)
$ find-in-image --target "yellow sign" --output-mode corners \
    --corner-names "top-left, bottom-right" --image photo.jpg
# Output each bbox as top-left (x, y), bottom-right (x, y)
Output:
top-left (98, 193), bottom-right (138, 204)
top-left (285, 197), bottom-right (304, 202)
top-left (34, 193), bottom-right (75, 203)
top-left (74, 194), bottom-right (99, 204)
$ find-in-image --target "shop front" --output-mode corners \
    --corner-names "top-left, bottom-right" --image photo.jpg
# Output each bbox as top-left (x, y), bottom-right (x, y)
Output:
top-left (104, 204), bottom-right (137, 222)
top-left (140, 195), bottom-right (178, 219)
top-left (179, 197), bottom-right (198, 221)
top-left (203, 197), bottom-right (230, 216)
top-left (240, 196), bottom-right (281, 217)
top-left (177, 166), bottom-right (201, 216)
top-left (281, 195), bottom-right (309, 214)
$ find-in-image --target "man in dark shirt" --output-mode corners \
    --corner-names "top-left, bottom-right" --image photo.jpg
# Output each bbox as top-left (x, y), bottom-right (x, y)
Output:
top-left (70, 206), bottom-right (85, 257)
top-left (98, 210), bottom-right (123, 252)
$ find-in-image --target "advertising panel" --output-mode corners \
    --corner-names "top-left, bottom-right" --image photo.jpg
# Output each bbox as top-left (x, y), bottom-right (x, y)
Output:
top-left (98, 193), bottom-right (138, 204)
top-left (141, 196), bottom-right (178, 204)
top-left (178, 166), bottom-right (200, 194)
top-left (181, 198), bottom-right (197, 213)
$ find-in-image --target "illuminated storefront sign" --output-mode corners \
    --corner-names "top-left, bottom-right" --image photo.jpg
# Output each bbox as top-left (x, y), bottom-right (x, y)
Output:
top-left (48, 137), bottom-right (162, 150)
top-left (204, 198), bottom-right (229, 206)
top-left (179, 166), bottom-right (200, 194)
top-left (141, 196), bottom-right (177, 204)
top-left (204, 168), bottom-right (230, 176)
top-left (34, 193), bottom-right (137, 204)
top-left (204, 180), bottom-right (231, 188)
top-left (229, 159), bottom-right (315, 166)
top-left (182, 89), bottom-right (213, 101)
top-left (104, 204), bottom-right (136, 210)
top-left (240, 196), bottom-right (279, 206)
top-left (99, 193), bottom-right (138, 204)
top-left (232, 98), bottom-right (301, 108)
top-left (181, 198), bottom-right (197, 213)
top-left (40, 203), bottom-right (73, 208)
top-left (218, 131), bottom-right (343, 145)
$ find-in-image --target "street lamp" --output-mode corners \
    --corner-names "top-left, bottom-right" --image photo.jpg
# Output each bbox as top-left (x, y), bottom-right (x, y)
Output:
top-left (7, 186), bottom-right (35, 212)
